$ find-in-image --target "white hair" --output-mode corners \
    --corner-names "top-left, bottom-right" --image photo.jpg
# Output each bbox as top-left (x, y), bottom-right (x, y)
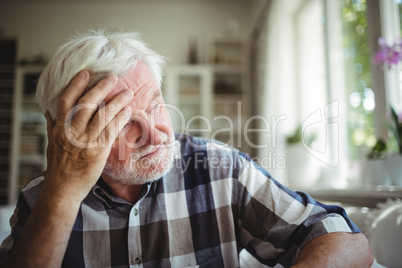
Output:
top-left (35, 29), bottom-right (166, 119)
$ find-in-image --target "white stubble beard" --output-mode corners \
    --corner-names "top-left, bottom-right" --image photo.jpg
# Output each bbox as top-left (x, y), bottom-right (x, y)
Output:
top-left (102, 130), bottom-right (176, 185)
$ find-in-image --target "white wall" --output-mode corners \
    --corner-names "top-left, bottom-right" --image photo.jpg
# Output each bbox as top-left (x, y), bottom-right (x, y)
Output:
top-left (0, 0), bottom-right (265, 64)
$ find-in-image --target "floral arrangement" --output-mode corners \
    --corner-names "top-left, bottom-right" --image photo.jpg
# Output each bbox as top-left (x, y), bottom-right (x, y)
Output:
top-left (373, 37), bottom-right (402, 154)
top-left (373, 37), bottom-right (402, 68)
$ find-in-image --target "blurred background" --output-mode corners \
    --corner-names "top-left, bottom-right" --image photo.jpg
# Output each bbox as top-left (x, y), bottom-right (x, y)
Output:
top-left (1, 0), bottom-right (402, 202)
top-left (0, 1), bottom-right (402, 265)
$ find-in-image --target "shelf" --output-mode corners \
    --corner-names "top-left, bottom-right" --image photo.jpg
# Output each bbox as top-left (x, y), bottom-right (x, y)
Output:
top-left (0, 157), bottom-right (10, 164)
top-left (0, 66), bottom-right (15, 71)
top-left (0, 94), bottom-right (13, 99)
top-left (0, 127), bottom-right (11, 134)
top-left (214, 95), bottom-right (245, 105)
top-left (22, 97), bottom-right (38, 104)
top-left (0, 140), bottom-right (11, 146)
top-left (0, 110), bottom-right (12, 116)
top-left (19, 154), bottom-right (46, 165)
top-left (166, 37), bottom-right (250, 153)
top-left (213, 64), bottom-right (242, 74)
top-left (0, 189), bottom-right (9, 195)
top-left (178, 95), bottom-right (202, 104)
top-left (0, 80), bottom-right (14, 87)
top-left (210, 38), bottom-right (244, 66)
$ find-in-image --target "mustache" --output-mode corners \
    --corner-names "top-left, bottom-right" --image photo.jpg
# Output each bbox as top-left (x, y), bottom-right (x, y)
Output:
top-left (129, 131), bottom-right (172, 161)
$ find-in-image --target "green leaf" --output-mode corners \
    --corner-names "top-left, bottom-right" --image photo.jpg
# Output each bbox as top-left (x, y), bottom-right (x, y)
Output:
top-left (390, 106), bottom-right (402, 153)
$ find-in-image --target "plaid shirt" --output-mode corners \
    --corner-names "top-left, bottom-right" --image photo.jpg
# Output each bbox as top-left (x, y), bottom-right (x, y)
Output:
top-left (0, 135), bottom-right (359, 268)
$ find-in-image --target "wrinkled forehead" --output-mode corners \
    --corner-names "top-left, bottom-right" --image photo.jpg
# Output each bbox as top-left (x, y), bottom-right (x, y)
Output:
top-left (103, 62), bottom-right (159, 103)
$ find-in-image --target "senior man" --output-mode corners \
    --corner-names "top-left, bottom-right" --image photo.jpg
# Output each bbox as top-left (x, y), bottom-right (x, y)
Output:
top-left (0, 30), bottom-right (373, 268)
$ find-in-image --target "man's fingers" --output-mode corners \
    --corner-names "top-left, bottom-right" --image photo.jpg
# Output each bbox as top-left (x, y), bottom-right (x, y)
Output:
top-left (89, 89), bottom-right (134, 136)
top-left (72, 75), bottom-right (118, 126)
top-left (55, 72), bottom-right (133, 149)
top-left (57, 70), bottom-right (89, 122)
top-left (99, 105), bottom-right (132, 147)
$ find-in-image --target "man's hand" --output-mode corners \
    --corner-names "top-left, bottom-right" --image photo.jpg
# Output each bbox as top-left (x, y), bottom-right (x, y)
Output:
top-left (292, 232), bottom-right (374, 268)
top-left (43, 70), bottom-right (133, 202)
top-left (4, 71), bottom-right (133, 268)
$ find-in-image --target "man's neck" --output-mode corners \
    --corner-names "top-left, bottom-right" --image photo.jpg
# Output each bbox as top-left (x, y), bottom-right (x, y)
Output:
top-left (99, 174), bottom-right (145, 204)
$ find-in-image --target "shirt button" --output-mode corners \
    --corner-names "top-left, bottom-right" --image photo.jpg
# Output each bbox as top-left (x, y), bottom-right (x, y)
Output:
top-left (135, 257), bottom-right (142, 264)
top-left (134, 208), bottom-right (139, 216)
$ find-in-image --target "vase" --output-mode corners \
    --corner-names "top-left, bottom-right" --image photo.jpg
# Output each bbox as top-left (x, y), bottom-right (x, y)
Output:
top-left (363, 158), bottom-right (391, 186)
top-left (286, 144), bottom-right (320, 189)
top-left (385, 155), bottom-right (402, 187)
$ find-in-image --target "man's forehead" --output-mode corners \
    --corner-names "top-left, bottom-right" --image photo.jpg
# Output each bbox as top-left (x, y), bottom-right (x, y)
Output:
top-left (104, 62), bottom-right (158, 103)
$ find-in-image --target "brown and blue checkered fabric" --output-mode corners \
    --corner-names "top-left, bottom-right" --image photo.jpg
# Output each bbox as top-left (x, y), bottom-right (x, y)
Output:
top-left (0, 135), bottom-right (360, 267)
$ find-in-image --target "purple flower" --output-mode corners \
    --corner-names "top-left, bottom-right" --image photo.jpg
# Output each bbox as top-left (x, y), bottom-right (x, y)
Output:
top-left (378, 37), bottom-right (387, 47)
top-left (374, 36), bottom-right (402, 68)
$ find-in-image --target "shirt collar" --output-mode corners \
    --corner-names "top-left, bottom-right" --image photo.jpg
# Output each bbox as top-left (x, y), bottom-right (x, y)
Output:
top-left (91, 179), bottom-right (153, 207)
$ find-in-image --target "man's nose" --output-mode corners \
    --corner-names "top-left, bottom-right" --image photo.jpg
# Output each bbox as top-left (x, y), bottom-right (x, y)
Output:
top-left (128, 112), bottom-right (163, 148)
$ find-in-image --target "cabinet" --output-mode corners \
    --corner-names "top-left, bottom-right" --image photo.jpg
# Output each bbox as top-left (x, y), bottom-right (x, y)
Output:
top-left (164, 37), bottom-right (252, 154)
top-left (164, 65), bottom-right (213, 138)
top-left (0, 38), bottom-right (17, 205)
top-left (10, 65), bottom-right (46, 203)
top-left (210, 37), bottom-right (251, 154)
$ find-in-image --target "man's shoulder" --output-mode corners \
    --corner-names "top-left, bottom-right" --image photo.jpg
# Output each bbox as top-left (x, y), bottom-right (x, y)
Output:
top-left (175, 134), bottom-right (240, 158)
top-left (172, 134), bottom-right (256, 178)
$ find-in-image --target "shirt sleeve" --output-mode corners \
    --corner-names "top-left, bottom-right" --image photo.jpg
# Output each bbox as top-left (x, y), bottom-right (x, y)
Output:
top-left (235, 152), bottom-right (360, 267)
top-left (0, 191), bottom-right (32, 265)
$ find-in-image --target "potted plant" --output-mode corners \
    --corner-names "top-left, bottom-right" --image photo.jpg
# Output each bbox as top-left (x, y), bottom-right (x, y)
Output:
top-left (373, 38), bottom-right (402, 186)
top-left (286, 124), bottom-right (317, 147)
top-left (385, 106), bottom-right (402, 186)
top-left (364, 139), bottom-right (390, 185)
top-left (285, 124), bottom-right (319, 189)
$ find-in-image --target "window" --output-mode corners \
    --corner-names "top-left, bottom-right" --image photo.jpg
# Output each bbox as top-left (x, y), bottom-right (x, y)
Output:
top-left (380, 0), bottom-right (402, 150)
top-left (340, 0), bottom-right (375, 158)
top-left (292, 0), bottom-right (401, 186)
top-left (293, 0), bottom-right (369, 186)
top-left (260, 0), bottom-right (402, 188)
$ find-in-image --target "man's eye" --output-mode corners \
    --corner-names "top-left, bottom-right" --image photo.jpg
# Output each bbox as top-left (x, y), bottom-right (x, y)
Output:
top-left (148, 102), bottom-right (160, 113)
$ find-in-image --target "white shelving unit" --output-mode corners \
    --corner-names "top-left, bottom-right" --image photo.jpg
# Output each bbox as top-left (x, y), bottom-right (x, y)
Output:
top-left (9, 65), bottom-right (46, 203)
top-left (164, 65), bottom-right (213, 138)
top-left (164, 37), bottom-right (252, 154)
top-left (208, 37), bottom-right (251, 153)
top-left (0, 38), bottom-right (17, 205)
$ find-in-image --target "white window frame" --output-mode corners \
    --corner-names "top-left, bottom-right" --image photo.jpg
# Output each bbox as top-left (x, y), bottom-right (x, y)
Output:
top-left (260, 0), bottom-right (400, 188)
top-left (295, 0), bottom-right (398, 186)
top-left (322, 0), bottom-right (350, 186)
top-left (380, 0), bottom-right (402, 113)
